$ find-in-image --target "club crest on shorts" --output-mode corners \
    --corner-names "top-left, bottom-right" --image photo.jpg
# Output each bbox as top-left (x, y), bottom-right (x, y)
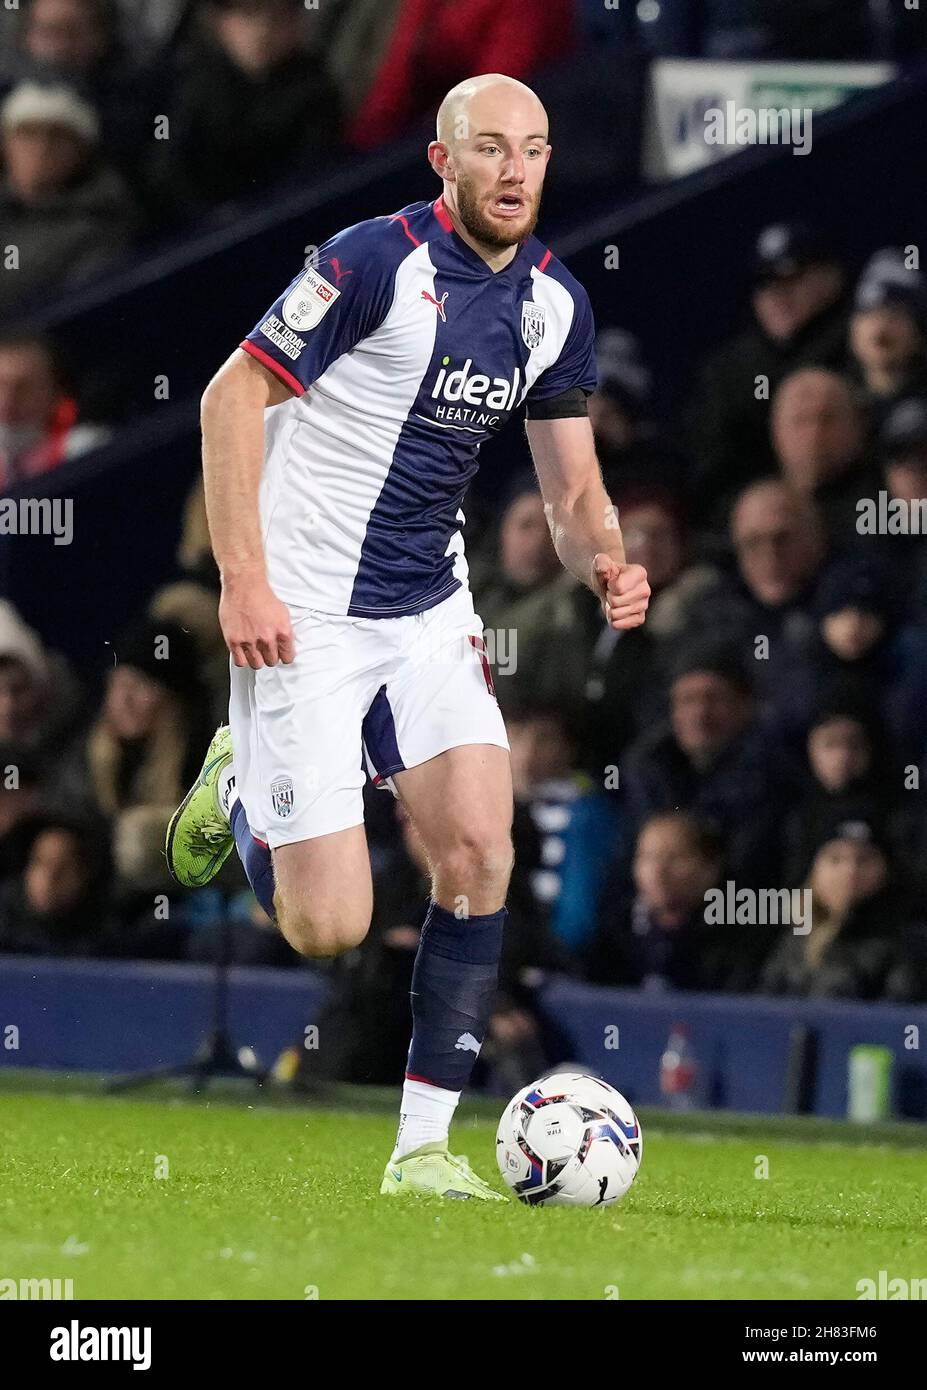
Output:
top-left (521, 302), bottom-right (545, 350)
top-left (271, 776), bottom-right (294, 819)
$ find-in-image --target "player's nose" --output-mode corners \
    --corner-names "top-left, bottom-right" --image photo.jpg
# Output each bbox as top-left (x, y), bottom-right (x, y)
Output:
top-left (500, 154), bottom-right (527, 184)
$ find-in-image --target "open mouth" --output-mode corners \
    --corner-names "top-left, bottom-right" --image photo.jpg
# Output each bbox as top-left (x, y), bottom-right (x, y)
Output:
top-left (491, 194), bottom-right (525, 217)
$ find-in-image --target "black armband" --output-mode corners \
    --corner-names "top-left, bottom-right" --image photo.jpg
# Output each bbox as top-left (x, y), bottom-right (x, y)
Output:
top-left (525, 387), bottom-right (590, 420)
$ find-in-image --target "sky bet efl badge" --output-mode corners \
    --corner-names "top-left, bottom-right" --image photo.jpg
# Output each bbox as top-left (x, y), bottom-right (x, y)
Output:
top-left (521, 301), bottom-right (545, 350)
top-left (282, 266), bottom-right (340, 332)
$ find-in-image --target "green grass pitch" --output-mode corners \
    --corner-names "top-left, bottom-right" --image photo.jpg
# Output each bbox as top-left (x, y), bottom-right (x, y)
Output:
top-left (2, 1079), bottom-right (926, 1300)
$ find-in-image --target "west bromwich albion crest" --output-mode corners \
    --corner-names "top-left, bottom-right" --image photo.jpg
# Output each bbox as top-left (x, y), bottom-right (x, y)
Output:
top-left (271, 776), bottom-right (294, 819)
top-left (521, 302), bottom-right (546, 350)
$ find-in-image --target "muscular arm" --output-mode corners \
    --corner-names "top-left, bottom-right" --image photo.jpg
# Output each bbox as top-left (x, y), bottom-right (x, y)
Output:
top-left (201, 349), bottom-right (296, 668)
top-left (526, 415), bottom-right (650, 630)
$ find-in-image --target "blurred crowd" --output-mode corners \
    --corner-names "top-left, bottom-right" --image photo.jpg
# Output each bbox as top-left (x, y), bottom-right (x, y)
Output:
top-left (1, 0), bottom-right (926, 1089)
top-left (0, 0), bottom-right (924, 321)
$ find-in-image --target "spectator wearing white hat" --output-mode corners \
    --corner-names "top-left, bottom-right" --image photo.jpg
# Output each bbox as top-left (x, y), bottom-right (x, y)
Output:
top-left (0, 81), bottom-right (137, 316)
top-left (0, 0), bottom-right (156, 174)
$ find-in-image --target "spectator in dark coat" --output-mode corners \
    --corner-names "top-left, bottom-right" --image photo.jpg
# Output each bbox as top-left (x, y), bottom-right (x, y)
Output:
top-left (688, 222), bottom-right (848, 528)
top-left (782, 699), bottom-right (894, 886)
top-left (0, 747), bottom-right (44, 871)
top-left (152, 0), bottom-right (342, 219)
top-left (769, 367), bottom-right (880, 549)
top-left (589, 329), bottom-right (691, 500)
top-left (848, 251), bottom-right (927, 430)
top-left (0, 82), bottom-right (137, 316)
top-left (759, 816), bottom-right (924, 1002)
top-left (588, 812), bottom-right (765, 992)
top-left (621, 643), bottom-right (799, 887)
top-left (780, 558), bottom-right (927, 766)
top-left (0, 814), bottom-right (113, 956)
top-left (851, 397), bottom-right (927, 624)
top-left (680, 480), bottom-right (826, 745)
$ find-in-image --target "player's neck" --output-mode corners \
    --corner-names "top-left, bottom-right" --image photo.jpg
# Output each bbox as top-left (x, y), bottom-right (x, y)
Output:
top-left (440, 196), bottom-right (520, 274)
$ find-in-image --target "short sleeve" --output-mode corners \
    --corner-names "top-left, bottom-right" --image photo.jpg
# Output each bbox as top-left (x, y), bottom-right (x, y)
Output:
top-left (240, 222), bottom-right (397, 395)
top-left (526, 284), bottom-right (597, 403)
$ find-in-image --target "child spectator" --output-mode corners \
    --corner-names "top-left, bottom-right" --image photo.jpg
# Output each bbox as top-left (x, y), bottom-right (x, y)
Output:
top-left (759, 816), bottom-right (924, 1002)
top-left (782, 700), bottom-right (891, 885)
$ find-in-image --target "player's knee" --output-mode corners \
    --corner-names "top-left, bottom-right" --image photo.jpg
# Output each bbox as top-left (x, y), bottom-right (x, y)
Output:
top-left (436, 829), bottom-right (514, 897)
top-left (275, 900), bottom-right (370, 959)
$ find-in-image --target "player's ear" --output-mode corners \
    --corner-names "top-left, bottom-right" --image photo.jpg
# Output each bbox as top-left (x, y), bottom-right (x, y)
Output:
top-left (427, 140), bottom-right (453, 180)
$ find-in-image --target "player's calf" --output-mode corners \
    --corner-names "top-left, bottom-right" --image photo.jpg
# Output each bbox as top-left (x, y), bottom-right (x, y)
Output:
top-left (275, 899), bottom-right (371, 959)
top-left (272, 828), bottom-right (373, 959)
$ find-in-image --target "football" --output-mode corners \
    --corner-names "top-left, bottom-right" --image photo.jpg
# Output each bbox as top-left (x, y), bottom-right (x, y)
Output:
top-left (496, 1071), bottom-right (643, 1206)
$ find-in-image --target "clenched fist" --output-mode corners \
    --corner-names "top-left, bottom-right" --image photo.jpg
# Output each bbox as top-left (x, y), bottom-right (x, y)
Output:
top-left (593, 555), bottom-right (651, 631)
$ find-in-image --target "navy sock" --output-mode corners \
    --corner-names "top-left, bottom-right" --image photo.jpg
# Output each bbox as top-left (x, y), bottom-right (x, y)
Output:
top-left (230, 800), bottom-right (276, 921)
top-left (406, 900), bottom-right (506, 1091)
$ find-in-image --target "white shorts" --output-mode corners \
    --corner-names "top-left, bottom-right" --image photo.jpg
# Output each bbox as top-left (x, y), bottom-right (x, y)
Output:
top-left (229, 585), bottom-right (509, 847)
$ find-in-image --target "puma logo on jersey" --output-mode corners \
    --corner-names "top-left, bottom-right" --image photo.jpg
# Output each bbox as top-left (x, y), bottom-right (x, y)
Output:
top-left (455, 1032), bottom-right (481, 1054)
top-left (421, 289), bottom-right (448, 321)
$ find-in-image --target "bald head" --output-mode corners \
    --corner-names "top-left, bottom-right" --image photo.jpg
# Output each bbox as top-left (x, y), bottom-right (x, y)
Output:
top-left (731, 479), bottom-right (825, 607)
top-left (436, 74), bottom-right (548, 148)
top-left (429, 74), bottom-right (550, 255)
top-left (771, 367), bottom-right (865, 489)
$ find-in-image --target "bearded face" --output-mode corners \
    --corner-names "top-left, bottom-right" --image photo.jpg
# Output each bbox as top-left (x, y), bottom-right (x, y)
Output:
top-left (453, 162), bottom-right (542, 250)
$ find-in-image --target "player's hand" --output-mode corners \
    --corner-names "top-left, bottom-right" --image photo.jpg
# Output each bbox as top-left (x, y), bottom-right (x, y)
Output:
top-left (593, 555), bottom-right (650, 631)
top-left (219, 570), bottom-right (295, 669)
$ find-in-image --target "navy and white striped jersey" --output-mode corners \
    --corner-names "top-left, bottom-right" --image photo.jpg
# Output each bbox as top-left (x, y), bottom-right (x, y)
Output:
top-left (240, 195), bottom-right (596, 618)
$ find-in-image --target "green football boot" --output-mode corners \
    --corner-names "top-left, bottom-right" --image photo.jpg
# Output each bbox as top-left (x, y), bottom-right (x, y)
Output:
top-left (380, 1143), bottom-right (507, 1201)
top-left (165, 725), bottom-right (235, 887)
